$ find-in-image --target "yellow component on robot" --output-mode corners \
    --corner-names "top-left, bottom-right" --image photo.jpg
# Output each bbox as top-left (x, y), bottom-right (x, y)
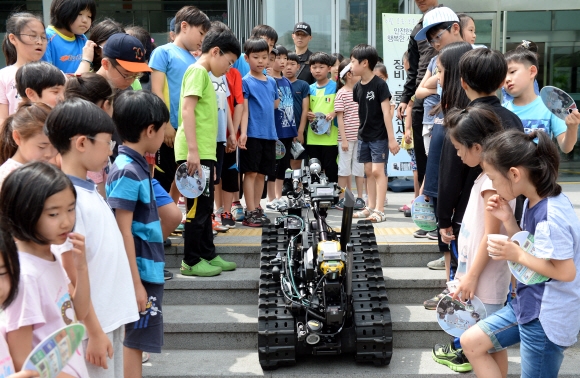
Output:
top-left (320, 260), bottom-right (345, 275)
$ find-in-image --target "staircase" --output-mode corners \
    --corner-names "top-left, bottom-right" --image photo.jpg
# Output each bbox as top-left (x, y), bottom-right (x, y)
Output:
top-left (143, 235), bottom-right (580, 377)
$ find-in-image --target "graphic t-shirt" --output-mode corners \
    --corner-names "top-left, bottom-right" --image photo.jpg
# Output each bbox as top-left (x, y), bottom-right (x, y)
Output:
top-left (422, 56), bottom-right (440, 125)
top-left (504, 96), bottom-right (567, 138)
top-left (274, 76), bottom-right (297, 139)
top-left (456, 173), bottom-right (513, 304)
top-left (0, 65), bottom-right (20, 116)
top-left (41, 26), bottom-right (87, 74)
top-left (0, 158), bottom-right (22, 189)
top-left (307, 80), bottom-right (337, 146)
top-left (176, 64), bottom-right (218, 162)
top-left (209, 72), bottom-right (230, 143)
top-left (4, 252), bottom-right (89, 378)
top-left (353, 75), bottom-right (392, 142)
top-left (512, 194), bottom-right (580, 347)
top-left (242, 74), bottom-right (279, 140)
top-left (290, 79), bottom-right (310, 129)
top-left (334, 88), bottom-right (360, 142)
top-left (149, 43), bottom-right (197, 129)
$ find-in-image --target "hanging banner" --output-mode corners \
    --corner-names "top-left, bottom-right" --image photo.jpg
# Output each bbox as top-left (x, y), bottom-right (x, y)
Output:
top-left (383, 13), bottom-right (422, 177)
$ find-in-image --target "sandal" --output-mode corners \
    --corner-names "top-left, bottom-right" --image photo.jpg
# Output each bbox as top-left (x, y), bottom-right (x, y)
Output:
top-left (368, 210), bottom-right (387, 223)
top-left (353, 206), bottom-right (372, 218)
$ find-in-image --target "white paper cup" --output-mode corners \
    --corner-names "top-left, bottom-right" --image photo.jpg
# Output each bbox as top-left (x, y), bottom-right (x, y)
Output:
top-left (487, 234), bottom-right (509, 257)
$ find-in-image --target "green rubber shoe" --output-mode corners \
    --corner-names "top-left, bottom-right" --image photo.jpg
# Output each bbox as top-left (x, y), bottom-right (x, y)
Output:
top-left (432, 344), bottom-right (472, 373)
top-left (180, 260), bottom-right (222, 277)
top-left (207, 255), bottom-right (237, 271)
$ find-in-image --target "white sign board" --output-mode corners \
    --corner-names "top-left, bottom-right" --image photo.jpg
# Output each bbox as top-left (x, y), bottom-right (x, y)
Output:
top-left (383, 13), bottom-right (422, 177)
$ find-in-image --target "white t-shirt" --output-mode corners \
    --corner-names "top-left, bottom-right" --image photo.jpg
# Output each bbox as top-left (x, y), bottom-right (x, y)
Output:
top-left (0, 65), bottom-right (20, 116)
top-left (0, 159), bottom-right (22, 189)
top-left (4, 252), bottom-right (89, 378)
top-left (67, 176), bottom-right (139, 334)
top-left (456, 173), bottom-right (512, 304)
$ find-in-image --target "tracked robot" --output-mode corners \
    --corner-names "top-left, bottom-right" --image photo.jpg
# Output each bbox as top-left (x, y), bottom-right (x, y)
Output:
top-left (258, 158), bottom-right (393, 369)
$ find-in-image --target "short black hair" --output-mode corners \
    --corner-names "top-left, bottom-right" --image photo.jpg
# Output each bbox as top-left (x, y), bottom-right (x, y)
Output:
top-left (287, 52), bottom-right (300, 64)
top-left (0, 227), bottom-right (19, 309)
top-left (272, 44), bottom-right (288, 57)
top-left (88, 18), bottom-right (125, 71)
top-left (45, 97), bottom-right (116, 154)
top-left (175, 6), bottom-right (211, 34)
top-left (15, 61), bottom-right (66, 99)
top-left (50, 0), bottom-right (97, 32)
top-left (308, 52), bottom-right (334, 66)
top-left (350, 44), bottom-right (379, 70)
top-left (460, 48), bottom-right (508, 94)
top-left (112, 91), bottom-right (169, 143)
top-left (0, 161), bottom-right (76, 245)
top-left (201, 27), bottom-right (241, 58)
top-left (244, 38), bottom-right (269, 55)
top-left (504, 41), bottom-right (539, 72)
top-left (250, 25), bottom-right (278, 44)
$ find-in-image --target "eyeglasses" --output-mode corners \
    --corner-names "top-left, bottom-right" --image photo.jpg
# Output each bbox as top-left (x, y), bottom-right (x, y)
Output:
top-left (111, 61), bottom-right (143, 80)
top-left (428, 25), bottom-right (452, 47)
top-left (219, 48), bottom-right (234, 68)
top-left (16, 34), bottom-right (48, 43)
top-left (70, 136), bottom-right (116, 151)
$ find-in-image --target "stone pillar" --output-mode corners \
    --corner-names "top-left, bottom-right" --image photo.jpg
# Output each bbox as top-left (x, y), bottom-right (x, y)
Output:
top-left (42, 0), bottom-right (53, 25)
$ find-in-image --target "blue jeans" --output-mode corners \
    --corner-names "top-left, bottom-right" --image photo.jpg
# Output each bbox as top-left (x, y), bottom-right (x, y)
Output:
top-left (477, 303), bottom-right (566, 378)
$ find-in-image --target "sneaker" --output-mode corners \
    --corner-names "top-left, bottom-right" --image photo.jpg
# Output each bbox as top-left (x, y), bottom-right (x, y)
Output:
top-left (335, 198), bottom-right (345, 211)
top-left (207, 255), bottom-right (237, 271)
top-left (142, 352), bottom-right (150, 363)
top-left (212, 214), bottom-right (229, 233)
top-left (277, 198), bottom-right (288, 211)
top-left (354, 197), bottom-right (365, 210)
top-left (221, 212), bottom-right (236, 228)
top-left (213, 229), bottom-right (218, 236)
top-left (180, 259), bottom-right (222, 277)
top-left (427, 230), bottom-right (439, 240)
top-left (256, 207), bottom-right (271, 225)
top-left (214, 206), bottom-right (224, 219)
top-left (266, 199), bottom-right (280, 210)
top-left (404, 208), bottom-right (411, 217)
top-left (398, 204), bottom-right (411, 212)
top-left (164, 270), bottom-right (173, 280)
top-left (423, 288), bottom-right (449, 310)
top-left (413, 229), bottom-right (428, 238)
top-left (163, 238), bottom-right (171, 247)
top-left (432, 344), bottom-right (472, 373)
top-left (242, 210), bottom-right (263, 227)
top-left (427, 256), bottom-right (445, 270)
top-left (231, 201), bottom-right (245, 221)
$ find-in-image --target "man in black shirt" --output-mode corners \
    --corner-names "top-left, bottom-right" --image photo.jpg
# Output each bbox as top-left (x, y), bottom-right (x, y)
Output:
top-left (292, 22), bottom-right (315, 85)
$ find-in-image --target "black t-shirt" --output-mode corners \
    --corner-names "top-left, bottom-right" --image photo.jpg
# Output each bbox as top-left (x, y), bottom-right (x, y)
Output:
top-left (295, 49), bottom-right (315, 85)
top-left (353, 75), bottom-right (392, 141)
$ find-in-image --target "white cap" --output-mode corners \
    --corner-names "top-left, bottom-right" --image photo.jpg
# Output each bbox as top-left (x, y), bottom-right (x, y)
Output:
top-left (414, 7), bottom-right (459, 41)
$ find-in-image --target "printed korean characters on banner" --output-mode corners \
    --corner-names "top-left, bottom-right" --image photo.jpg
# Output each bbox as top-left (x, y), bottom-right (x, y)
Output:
top-left (383, 13), bottom-right (422, 177)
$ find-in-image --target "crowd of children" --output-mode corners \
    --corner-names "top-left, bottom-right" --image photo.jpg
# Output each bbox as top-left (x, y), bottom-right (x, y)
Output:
top-left (0, 0), bottom-right (578, 377)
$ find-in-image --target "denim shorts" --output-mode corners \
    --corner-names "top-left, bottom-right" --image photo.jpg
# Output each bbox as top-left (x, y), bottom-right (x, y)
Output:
top-left (358, 139), bottom-right (388, 164)
top-left (477, 303), bottom-right (567, 377)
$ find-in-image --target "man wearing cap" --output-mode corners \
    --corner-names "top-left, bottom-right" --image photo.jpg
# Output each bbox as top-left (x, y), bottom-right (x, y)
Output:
top-left (292, 22), bottom-right (315, 85)
top-left (396, 0), bottom-right (439, 186)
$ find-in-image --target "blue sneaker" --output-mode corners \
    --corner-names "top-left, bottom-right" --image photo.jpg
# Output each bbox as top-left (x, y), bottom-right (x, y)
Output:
top-left (231, 201), bottom-right (244, 221)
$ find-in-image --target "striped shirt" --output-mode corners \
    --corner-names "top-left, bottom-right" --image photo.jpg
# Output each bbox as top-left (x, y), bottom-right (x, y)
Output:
top-left (334, 88), bottom-right (360, 142)
top-left (106, 146), bottom-right (165, 284)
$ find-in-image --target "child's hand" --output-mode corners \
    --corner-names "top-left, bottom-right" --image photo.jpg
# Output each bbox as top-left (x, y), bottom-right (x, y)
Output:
top-left (325, 112), bottom-right (336, 121)
top-left (451, 274), bottom-right (478, 301)
top-left (296, 134), bottom-right (304, 144)
top-left (135, 281), bottom-right (148, 313)
top-left (82, 40), bottom-right (97, 62)
top-left (164, 123), bottom-right (176, 148)
top-left (440, 226), bottom-right (455, 244)
top-left (7, 371), bottom-right (39, 378)
top-left (486, 194), bottom-right (514, 223)
top-left (487, 239), bottom-right (523, 262)
top-left (565, 109), bottom-right (580, 128)
top-left (341, 140), bottom-right (349, 152)
top-left (238, 134), bottom-right (248, 150)
top-left (307, 112), bottom-right (315, 122)
top-left (388, 139), bottom-right (400, 155)
top-left (226, 134), bottom-right (237, 153)
top-left (68, 233), bottom-right (88, 271)
top-left (404, 129), bottom-right (413, 144)
top-left (186, 150), bottom-right (200, 176)
top-left (85, 329), bottom-right (113, 369)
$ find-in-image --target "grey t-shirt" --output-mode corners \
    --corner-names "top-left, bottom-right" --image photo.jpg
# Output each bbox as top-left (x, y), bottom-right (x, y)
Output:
top-left (422, 55), bottom-right (440, 125)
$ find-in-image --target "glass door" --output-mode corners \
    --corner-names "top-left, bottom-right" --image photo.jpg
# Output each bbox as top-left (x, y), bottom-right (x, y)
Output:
top-left (301, 0), bottom-right (335, 53)
top-left (470, 12), bottom-right (499, 49)
top-left (263, 0), bottom-right (297, 48)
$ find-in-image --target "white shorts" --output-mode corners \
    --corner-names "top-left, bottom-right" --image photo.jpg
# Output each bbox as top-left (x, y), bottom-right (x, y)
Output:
top-left (82, 326), bottom-right (125, 378)
top-left (422, 123), bottom-right (433, 156)
top-left (338, 140), bottom-right (365, 177)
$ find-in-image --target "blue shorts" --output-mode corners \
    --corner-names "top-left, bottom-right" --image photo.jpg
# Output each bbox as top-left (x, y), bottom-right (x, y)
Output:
top-left (357, 139), bottom-right (388, 164)
top-left (152, 178), bottom-right (173, 207)
top-left (124, 281), bottom-right (164, 353)
top-left (477, 303), bottom-right (566, 377)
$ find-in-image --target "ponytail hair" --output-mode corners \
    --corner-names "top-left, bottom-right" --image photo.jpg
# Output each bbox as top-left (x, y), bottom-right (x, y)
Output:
top-left (65, 72), bottom-right (113, 105)
top-left (2, 12), bottom-right (45, 66)
top-left (482, 129), bottom-right (561, 198)
top-left (446, 104), bottom-right (502, 147)
top-left (336, 59), bottom-right (351, 91)
top-left (504, 40), bottom-right (539, 74)
top-left (0, 102), bottom-right (51, 164)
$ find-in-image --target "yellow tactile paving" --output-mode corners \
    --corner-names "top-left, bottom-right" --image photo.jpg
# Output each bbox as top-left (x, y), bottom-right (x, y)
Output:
top-left (213, 226), bottom-right (417, 237)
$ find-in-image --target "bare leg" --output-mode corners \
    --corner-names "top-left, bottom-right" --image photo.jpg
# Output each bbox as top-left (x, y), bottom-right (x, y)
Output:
top-left (373, 162), bottom-right (387, 213)
top-left (355, 176), bottom-right (365, 199)
top-left (290, 159), bottom-right (302, 170)
top-left (169, 180), bottom-right (180, 203)
top-left (123, 347), bottom-right (142, 378)
top-left (461, 327), bottom-right (505, 378)
top-left (214, 182), bottom-right (223, 211)
top-left (364, 163), bottom-right (376, 210)
top-left (267, 181), bottom-right (276, 202)
top-left (275, 179), bottom-right (284, 199)
top-left (338, 176), bottom-right (349, 199)
top-left (413, 171), bottom-right (420, 198)
top-left (254, 174), bottom-right (265, 210)
top-left (223, 190), bottom-right (234, 213)
top-left (158, 202), bottom-right (183, 239)
top-left (445, 251), bottom-right (451, 282)
top-left (243, 172), bottom-right (257, 210)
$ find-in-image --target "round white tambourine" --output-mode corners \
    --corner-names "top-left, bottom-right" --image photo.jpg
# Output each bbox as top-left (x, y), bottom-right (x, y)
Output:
top-left (436, 294), bottom-right (487, 338)
top-left (540, 85), bottom-right (577, 121)
top-left (175, 162), bottom-right (207, 199)
top-left (275, 139), bottom-right (286, 159)
top-left (310, 112), bottom-right (331, 135)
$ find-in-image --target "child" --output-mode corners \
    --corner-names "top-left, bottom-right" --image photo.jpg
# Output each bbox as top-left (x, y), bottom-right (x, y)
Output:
top-left (503, 42), bottom-right (580, 153)
top-left (15, 61), bottom-right (65, 107)
top-left (45, 98), bottom-right (139, 377)
top-left (329, 53), bottom-right (343, 82)
top-left (350, 44), bottom-right (399, 223)
top-left (87, 18), bottom-right (125, 72)
top-left (305, 52), bottom-right (339, 184)
top-left (432, 105), bottom-right (511, 373)
top-left (284, 52), bottom-right (310, 168)
top-left (42, 0), bottom-right (96, 74)
top-left (149, 6), bottom-right (211, 202)
top-left (105, 91), bottom-right (167, 378)
top-left (461, 130), bottom-right (580, 378)
top-left (457, 13), bottom-right (476, 45)
top-left (266, 45), bottom-right (297, 211)
top-left (232, 25), bottom-right (278, 78)
top-left (0, 12), bottom-right (47, 124)
top-left (2, 161), bottom-right (90, 377)
top-left (334, 59), bottom-right (365, 210)
top-left (174, 27), bottom-right (240, 276)
top-left (239, 38), bottom-right (279, 227)
top-left (0, 102), bottom-right (56, 187)
top-left (125, 26), bottom-right (155, 91)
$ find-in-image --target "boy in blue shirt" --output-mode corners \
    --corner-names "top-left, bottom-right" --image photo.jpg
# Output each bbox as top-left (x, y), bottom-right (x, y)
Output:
top-left (149, 6), bottom-right (211, 200)
top-left (106, 91), bottom-right (168, 378)
top-left (232, 25), bottom-right (278, 77)
top-left (239, 38), bottom-right (279, 227)
top-left (284, 52), bottom-right (310, 166)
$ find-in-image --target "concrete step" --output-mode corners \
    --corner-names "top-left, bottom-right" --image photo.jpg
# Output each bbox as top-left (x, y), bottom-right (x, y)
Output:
top-left (163, 267), bottom-right (446, 305)
top-left (143, 348), bottom-right (580, 377)
top-left (164, 237), bottom-right (442, 269)
top-left (162, 304), bottom-right (447, 350)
